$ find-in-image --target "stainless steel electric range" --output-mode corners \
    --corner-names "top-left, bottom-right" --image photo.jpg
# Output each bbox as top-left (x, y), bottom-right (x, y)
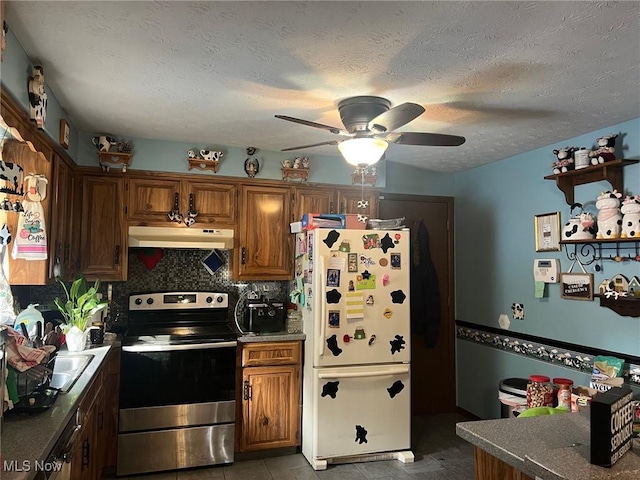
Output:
top-left (117, 292), bottom-right (237, 477)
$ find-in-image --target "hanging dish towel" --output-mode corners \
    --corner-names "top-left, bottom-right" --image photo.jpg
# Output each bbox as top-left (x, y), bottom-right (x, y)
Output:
top-left (12, 174), bottom-right (48, 260)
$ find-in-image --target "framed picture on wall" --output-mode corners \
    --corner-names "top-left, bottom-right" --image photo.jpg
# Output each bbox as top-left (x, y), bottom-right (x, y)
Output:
top-left (534, 212), bottom-right (561, 252)
top-left (59, 118), bottom-right (70, 149)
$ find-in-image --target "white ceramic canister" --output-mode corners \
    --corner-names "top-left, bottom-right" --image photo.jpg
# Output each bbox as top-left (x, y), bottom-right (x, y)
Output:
top-left (574, 148), bottom-right (591, 169)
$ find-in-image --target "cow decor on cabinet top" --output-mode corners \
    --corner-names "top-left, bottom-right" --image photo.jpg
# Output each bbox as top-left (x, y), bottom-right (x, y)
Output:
top-left (562, 203), bottom-right (595, 240)
top-left (551, 147), bottom-right (575, 174)
top-left (27, 65), bottom-right (47, 129)
top-left (620, 195), bottom-right (640, 239)
top-left (595, 190), bottom-right (623, 239)
top-left (589, 134), bottom-right (618, 165)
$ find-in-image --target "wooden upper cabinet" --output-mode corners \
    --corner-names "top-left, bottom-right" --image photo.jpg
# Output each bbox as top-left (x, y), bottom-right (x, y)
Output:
top-left (292, 186), bottom-right (338, 223)
top-left (338, 188), bottom-right (379, 218)
top-left (185, 180), bottom-right (236, 225)
top-left (126, 177), bottom-right (181, 224)
top-left (236, 185), bottom-right (291, 279)
top-left (81, 175), bottom-right (127, 281)
top-left (126, 175), bottom-right (237, 227)
top-left (49, 155), bottom-right (75, 280)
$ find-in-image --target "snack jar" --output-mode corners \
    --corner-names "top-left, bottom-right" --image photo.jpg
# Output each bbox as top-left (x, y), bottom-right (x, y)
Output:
top-left (526, 375), bottom-right (554, 408)
top-left (553, 378), bottom-right (574, 410)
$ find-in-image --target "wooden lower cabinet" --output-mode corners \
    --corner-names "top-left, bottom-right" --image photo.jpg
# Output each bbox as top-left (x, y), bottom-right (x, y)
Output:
top-left (69, 347), bottom-right (120, 479)
top-left (237, 341), bottom-right (302, 452)
top-left (474, 447), bottom-right (534, 480)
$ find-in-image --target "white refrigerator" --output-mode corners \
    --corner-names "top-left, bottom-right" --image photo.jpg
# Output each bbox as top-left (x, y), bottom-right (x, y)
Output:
top-left (294, 227), bottom-right (414, 470)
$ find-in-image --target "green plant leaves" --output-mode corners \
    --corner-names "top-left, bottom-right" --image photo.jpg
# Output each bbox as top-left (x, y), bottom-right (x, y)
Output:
top-left (53, 275), bottom-right (107, 331)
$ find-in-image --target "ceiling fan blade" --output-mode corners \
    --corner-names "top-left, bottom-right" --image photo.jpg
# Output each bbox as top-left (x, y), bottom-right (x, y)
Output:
top-left (275, 115), bottom-right (349, 135)
top-left (367, 102), bottom-right (426, 133)
top-left (382, 132), bottom-right (466, 147)
top-left (281, 140), bottom-right (341, 152)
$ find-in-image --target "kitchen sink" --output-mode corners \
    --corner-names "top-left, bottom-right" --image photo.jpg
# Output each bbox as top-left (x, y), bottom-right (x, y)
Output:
top-left (49, 354), bottom-right (94, 393)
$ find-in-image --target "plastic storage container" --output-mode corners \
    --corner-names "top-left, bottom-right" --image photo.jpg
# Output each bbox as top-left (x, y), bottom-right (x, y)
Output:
top-left (498, 378), bottom-right (528, 418)
top-left (526, 375), bottom-right (554, 408)
top-left (553, 377), bottom-right (574, 409)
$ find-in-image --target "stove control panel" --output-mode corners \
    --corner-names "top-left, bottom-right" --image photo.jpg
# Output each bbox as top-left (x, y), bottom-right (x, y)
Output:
top-left (129, 292), bottom-right (229, 310)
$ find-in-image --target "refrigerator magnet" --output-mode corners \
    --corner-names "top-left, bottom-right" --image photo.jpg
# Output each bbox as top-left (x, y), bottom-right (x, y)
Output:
top-left (362, 233), bottom-right (380, 249)
top-left (328, 310), bottom-right (340, 328)
top-left (390, 253), bottom-right (401, 269)
top-left (383, 308), bottom-right (393, 319)
top-left (394, 233), bottom-right (402, 244)
top-left (348, 280), bottom-right (355, 291)
top-left (368, 334), bottom-right (376, 345)
top-left (382, 273), bottom-right (390, 286)
top-left (355, 273), bottom-right (376, 290)
top-left (338, 240), bottom-right (351, 252)
top-left (366, 295), bottom-right (374, 305)
top-left (347, 253), bottom-right (358, 272)
top-left (379, 257), bottom-right (388, 267)
top-left (359, 254), bottom-right (376, 268)
top-left (390, 334), bottom-right (406, 354)
top-left (380, 233), bottom-right (395, 253)
top-left (327, 269), bottom-right (341, 287)
top-left (353, 327), bottom-right (365, 339)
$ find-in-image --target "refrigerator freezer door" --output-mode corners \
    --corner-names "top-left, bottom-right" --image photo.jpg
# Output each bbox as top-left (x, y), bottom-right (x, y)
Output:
top-left (311, 228), bottom-right (411, 367)
top-left (308, 364), bottom-right (411, 461)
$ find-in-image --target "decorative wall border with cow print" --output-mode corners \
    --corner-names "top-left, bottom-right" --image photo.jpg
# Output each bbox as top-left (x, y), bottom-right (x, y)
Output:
top-left (456, 321), bottom-right (640, 387)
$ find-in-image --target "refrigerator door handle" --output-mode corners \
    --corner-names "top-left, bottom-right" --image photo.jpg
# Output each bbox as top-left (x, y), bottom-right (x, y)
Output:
top-left (318, 365), bottom-right (410, 379)
top-left (317, 255), bottom-right (327, 358)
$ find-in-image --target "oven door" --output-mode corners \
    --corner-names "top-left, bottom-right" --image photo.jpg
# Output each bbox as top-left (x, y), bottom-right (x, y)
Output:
top-left (118, 341), bottom-right (237, 475)
top-left (119, 341), bottom-right (236, 430)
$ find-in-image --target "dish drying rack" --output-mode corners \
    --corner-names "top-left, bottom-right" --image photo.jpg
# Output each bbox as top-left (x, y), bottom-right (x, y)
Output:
top-left (13, 351), bottom-right (57, 398)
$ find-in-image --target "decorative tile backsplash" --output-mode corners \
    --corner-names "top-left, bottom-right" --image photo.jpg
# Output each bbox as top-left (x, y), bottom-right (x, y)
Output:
top-left (457, 324), bottom-right (640, 387)
top-left (21, 248), bottom-right (289, 328)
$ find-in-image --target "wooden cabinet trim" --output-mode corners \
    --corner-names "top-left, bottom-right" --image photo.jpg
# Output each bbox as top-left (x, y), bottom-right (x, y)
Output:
top-left (241, 341), bottom-right (302, 367)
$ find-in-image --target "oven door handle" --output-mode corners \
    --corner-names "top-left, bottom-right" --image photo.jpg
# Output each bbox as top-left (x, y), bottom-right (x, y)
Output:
top-left (123, 340), bottom-right (237, 352)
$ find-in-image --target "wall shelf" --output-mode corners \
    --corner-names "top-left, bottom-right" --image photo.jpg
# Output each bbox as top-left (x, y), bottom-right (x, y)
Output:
top-left (543, 159), bottom-right (639, 205)
top-left (595, 294), bottom-right (640, 317)
top-left (188, 158), bottom-right (219, 173)
top-left (561, 238), bottom-right (640, 264)
top-left (98, 151), bottom-right (132, 172)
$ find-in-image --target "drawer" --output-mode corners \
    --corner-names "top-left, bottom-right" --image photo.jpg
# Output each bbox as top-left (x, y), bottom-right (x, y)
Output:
top-left (241, 341), bottom-right (301, 367)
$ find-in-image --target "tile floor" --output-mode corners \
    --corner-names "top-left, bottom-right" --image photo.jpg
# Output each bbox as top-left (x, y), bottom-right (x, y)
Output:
top-left (106, 413), bottom-right (475, 479)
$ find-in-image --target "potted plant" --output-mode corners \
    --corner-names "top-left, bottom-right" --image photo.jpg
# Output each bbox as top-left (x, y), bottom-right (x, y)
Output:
top-left (53, 275), bottom-right (107, 351)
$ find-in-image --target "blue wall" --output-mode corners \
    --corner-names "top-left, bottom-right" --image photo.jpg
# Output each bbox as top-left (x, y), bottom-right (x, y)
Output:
top-left (454, 119), bottom-right (640, 418)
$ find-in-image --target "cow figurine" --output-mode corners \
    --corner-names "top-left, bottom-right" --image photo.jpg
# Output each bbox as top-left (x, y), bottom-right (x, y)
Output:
top-left (92, 135), bottom-right (117, 152)
top-left (595, 190), bottom-right (623, 239)
top-left (620, 195), bottom-right (640, 239)
top-left (28, 65), bottom-right (47, 129)
top-left (589, 134), bottom-right (618, 165)
top-left (551, 147), bottom-right (575, 174)
top-left (199, 150), bottom-right (223, 162)
top-left (187, 149), bottom-right (199, 159)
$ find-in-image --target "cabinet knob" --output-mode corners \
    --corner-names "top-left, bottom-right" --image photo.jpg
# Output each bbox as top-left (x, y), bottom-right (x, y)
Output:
top-left (114, 245), bottom-right (121, 264)
top-left (262, 417), bottom-right (269, 426)
top-left (241, 247), bottom-right (247, 265)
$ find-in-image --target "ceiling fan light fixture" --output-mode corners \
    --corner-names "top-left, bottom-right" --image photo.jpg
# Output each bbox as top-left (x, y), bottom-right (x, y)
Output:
top-left (338, 138), bottom-right (388, 167)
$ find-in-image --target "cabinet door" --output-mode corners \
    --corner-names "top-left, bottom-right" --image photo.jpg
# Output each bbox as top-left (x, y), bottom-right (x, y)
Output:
top-left (127, 177), bottom-right (181, 225)
top-left (80, 175), bottom-right (127, 281)
top-left (4, 141), bottom-right (53, 285)
top-left (241, 365), bottom-right (300, 451)
top-left (338, 189), bottom-right (379, 218)
top-left (49, 156), bottom-right (75, 280)
top-left (293, 186), bottom-right (337, 223)
top-left (185, 180), bottom-right (237, 226)
top-left (236, 185), bottom-right (291, 279)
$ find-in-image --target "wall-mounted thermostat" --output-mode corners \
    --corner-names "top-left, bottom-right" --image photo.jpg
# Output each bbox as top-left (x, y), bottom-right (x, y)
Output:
top-left (533, 259), bottom-right (560, 283)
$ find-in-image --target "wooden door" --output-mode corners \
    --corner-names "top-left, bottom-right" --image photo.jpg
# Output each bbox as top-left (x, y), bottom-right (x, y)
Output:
top-left (379, 193), bottom-right (455, 415)
top-left (49, 155), bottom-right (77, 280)
top-left (241, 365), bottom-right (299, 451)
top-left (126, 176), bottom-right (181, 225)
top-left (67, 172), bottom-right (83, 279)
top-left (293, 186), bottom-right (337, 223)
top-left (185, 180), bottom-right (237, 226)
top-left (81, 175), bottom-right (127, 281)
top-left (236, 185), bottom-right (291, 279)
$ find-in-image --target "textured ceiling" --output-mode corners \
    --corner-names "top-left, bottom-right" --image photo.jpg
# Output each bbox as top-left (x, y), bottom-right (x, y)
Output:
top-left (4, 1), bottom-right (640, 172)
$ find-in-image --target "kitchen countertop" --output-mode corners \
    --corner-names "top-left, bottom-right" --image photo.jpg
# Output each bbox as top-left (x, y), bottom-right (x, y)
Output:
top-left (457, 413), bottom-right (640, 480)
top-left (238, 332), bottom-right (305, 342)
top-left (2, 341), bottom-right (118, 480)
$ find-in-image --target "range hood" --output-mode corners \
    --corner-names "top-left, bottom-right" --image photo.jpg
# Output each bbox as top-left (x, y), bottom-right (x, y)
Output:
top-left (128, 226), bottom-right (234, 249)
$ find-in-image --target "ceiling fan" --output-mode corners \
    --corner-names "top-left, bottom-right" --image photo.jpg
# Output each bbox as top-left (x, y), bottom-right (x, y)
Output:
top-left (275, 96), bottom-right (466, 166)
